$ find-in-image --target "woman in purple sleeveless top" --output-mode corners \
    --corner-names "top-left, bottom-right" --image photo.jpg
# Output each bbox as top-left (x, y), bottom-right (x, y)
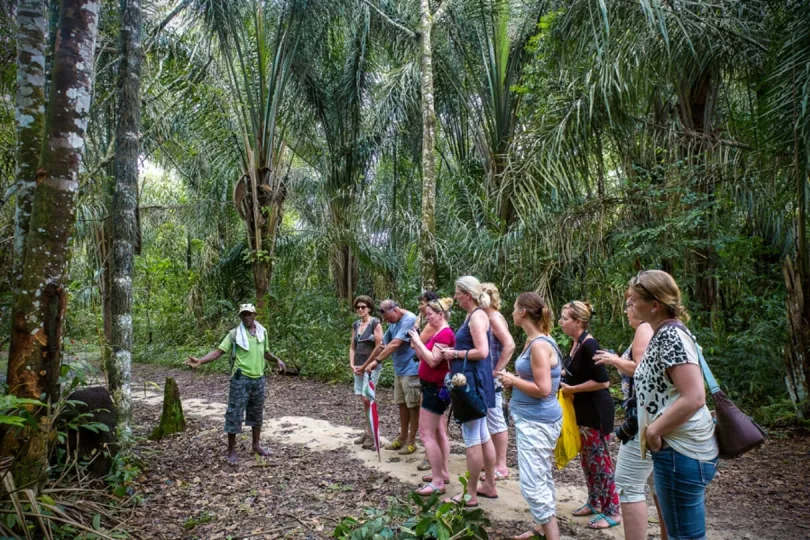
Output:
top-left (437, 276), bottom-right (498, 506)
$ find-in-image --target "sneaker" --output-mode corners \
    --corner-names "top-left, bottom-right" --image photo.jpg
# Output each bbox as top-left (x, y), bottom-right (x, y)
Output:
top-left (417, 459), bottom-right (431, 471)
top-left (354, 433), bottom-right (368, 445)
top-left (398, 443), bottom-right (417, 455)
top-left (384, 438), bottom-right (404, 451)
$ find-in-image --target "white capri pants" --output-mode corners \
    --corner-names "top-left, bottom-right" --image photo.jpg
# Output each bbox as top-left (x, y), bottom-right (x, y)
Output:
top-left (614, 435), bottom-right (655, 503)
top-left (513, 412), bottom-right (562, 525)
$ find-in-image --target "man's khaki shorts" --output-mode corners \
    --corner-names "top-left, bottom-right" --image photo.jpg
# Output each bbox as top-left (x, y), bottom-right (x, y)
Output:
top-left (393, 375), bottom-right (422, 408)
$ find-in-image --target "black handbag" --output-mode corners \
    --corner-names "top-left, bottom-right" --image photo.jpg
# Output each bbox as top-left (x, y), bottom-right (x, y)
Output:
top-left (449, 351), bottom-right (487, 424)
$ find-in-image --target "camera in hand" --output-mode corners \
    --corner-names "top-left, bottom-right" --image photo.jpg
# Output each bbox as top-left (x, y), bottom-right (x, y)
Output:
top-left (615, 396), bottom-right (638, 444)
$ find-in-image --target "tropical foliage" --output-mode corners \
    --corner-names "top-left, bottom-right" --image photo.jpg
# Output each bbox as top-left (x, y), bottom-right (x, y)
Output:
top-left (2, 0), bottom-right (809, 454)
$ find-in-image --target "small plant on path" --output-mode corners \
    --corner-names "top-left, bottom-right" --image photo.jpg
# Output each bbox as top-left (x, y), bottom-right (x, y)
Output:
top-left (333, 473), bottom-right (490, 539)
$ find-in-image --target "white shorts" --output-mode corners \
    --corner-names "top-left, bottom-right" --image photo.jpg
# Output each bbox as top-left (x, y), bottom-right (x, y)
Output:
top-left (486, 391), bottom-right (508, 435)
top-left (461, 417), bottom-right (491, 448)
top-left (353, 365), bottom-right (382, 395)
top-left (614, 435), bottom-right (655, 503)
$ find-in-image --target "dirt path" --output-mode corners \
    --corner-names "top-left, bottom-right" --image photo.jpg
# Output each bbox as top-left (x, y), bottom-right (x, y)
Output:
top-left (130, 364), bottom-right (810, 539)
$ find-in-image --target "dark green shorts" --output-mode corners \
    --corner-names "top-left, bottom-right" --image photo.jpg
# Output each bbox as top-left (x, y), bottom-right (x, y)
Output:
top-left (224, 372), bottom-right (265, 433)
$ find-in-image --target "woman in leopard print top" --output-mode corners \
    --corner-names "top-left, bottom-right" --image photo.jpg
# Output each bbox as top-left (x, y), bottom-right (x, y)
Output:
top-left (628, 270), bottom-right (718, 540)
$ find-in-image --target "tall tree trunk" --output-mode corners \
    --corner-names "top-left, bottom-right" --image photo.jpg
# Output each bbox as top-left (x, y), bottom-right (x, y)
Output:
top-left (418, 0), bottom-right (438, 291)
top-left (2, 0), bottom-right (100, 489)
top-left (107, 0), bottom-right (142, 447)
top-left (12, 0), bottom-right (48, 292)
top-left (677, 69), bottom-right (717, 321)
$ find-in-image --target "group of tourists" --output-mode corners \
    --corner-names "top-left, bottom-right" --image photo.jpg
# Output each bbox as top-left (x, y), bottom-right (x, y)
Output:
top-left (349, 271), bottom-right (718, 540)
top-left (186, 269), bottom-right (718, 540)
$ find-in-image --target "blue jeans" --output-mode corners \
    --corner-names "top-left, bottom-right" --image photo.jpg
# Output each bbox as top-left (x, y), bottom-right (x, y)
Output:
top-left (651, 447), bottom-right (718, 540)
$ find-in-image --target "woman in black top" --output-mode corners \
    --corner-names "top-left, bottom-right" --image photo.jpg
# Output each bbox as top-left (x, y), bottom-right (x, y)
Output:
top-left (349, 295), bottom-right (382, 449)
top-left (559, 301), bottom-right (621, 530)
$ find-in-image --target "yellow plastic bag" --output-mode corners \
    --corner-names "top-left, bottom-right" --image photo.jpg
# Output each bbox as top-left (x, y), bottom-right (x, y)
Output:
top-left (555, 390), bottom-right (581, 469)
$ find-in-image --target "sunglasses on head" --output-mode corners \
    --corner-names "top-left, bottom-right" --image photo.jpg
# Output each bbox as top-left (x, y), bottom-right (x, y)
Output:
top-left (631, 272), bottom-right (662, 304)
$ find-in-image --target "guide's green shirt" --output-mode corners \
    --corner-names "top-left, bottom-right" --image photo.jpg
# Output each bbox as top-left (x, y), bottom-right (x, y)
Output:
top-left (217, 330), bottom-right (269, 378)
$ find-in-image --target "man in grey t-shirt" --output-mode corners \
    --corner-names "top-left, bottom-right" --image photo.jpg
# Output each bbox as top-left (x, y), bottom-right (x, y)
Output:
top-left (357, 299), bottom-right (420, 454)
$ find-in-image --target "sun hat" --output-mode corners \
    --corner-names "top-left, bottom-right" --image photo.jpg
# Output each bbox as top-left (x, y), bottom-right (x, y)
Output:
top-left (238, 303), bottom-right (257, 315)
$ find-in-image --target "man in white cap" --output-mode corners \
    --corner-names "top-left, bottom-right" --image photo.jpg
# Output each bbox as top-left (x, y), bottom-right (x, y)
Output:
top-left (186, 303), bottom-right (285, 464)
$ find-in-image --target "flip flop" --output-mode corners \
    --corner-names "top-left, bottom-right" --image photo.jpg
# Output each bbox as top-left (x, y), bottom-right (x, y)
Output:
top-left (476, 490), bottom-right (498, 499)
top-left (510, 530), bottom-right (544, 540)
top-left (480, 469), bottom-right (510, 482)
top-left (572, 503), bottom-right (601, 517)
top-left (588, 514), bottom-right (621, 530)
top-left (415, 483), bottom-right (446, 496)
top-left (421, 474), bottom-right (450, 483)
top-left (445, 495), bottom-right (479, 508)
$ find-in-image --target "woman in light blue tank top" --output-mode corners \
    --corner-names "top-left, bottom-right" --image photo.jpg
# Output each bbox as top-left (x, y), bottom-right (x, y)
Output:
top-left (497, 292), bottom-right (563, 540)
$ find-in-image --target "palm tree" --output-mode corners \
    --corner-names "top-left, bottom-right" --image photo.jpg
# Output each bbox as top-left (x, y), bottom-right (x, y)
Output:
top-left (192, 0), bottom-right (317, 312)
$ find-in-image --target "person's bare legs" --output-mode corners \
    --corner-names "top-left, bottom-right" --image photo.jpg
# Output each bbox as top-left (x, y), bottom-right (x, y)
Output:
top-left (491, 430), bottom-right (510, 476)
top-left (621, 502), bottom-right (648, 540)
top-left (418, 409), bottom-right (446, 491)
top-left (479, 438), bottom-right (497, 496)
top-left (512, 517), bottom-right (560, 540)
top-left (438, 412), bottom-right (450, 478)
top-left (227, 433), bottom-right (237, 464)
top-left (251, 427), bottom-right (271, 456)
top-left (406, 406), bottom-right (419, 446)
top-left (466, 439), bottom-right (497, 504)
top-left (397, 403), bottom-right (409, 443)
top-left (362, 397), bottom-right (371, 436)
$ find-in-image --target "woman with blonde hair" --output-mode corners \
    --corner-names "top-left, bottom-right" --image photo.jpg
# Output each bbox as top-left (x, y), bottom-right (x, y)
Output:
top-left (559, 300), bottom-right (620, 530)
top-left (498, 292), bottom-right (562, 540)
top-left (349, 295), bottom-right (383, 449)
top-left (480, 282), bottom-right (515, 481)
top-left (437, 276), bottom-right (498, 506)
top-left (629, 270), bottom-right (718, 540)
top-left (408, 298), bottom-right (455, 496)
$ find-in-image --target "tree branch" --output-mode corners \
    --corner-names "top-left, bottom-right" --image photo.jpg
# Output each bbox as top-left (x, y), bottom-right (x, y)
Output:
top-left (432, 0), bottom-right (454, 25)
top-left (362, 0), bottom-right (416, 39)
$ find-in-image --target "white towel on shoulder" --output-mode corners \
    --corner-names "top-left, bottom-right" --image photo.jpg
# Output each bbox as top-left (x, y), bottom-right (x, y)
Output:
top-left (235, 321), bottom-right (266, 351)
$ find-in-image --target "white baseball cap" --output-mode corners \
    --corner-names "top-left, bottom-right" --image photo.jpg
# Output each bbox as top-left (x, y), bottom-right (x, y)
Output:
top-left (238, 303), bottom-right (257, 314)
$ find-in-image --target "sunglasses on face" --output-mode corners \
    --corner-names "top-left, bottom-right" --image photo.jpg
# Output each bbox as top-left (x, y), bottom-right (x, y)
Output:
top-left (355, 305), bottom-right (369, 311)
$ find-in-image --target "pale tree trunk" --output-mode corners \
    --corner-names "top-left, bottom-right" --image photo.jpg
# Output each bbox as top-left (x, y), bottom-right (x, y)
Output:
top-left (2, 0), bottom-right (100, 489)
top-left (417, 0), bottom-right (444, 292)
top-left (107, 0), bottom-right (142, 447)
top-left (12, 0), bottom-right (48, 291)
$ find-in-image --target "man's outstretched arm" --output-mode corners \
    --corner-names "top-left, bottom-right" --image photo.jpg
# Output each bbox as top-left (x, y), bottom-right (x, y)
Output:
top-left (186, 348), bottom-right (224, 368)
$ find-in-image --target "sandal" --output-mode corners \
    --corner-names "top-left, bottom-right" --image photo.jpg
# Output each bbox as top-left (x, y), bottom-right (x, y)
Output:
top-left (572, 502), bottom-right (601, 517)
top-left (421, 474), bottom-right (450, 483)
top-left (384, 439), bottom-right (404, 451)
top-left (476, 489), bottom-right (498, 499)
top-left (510, 530), bottom-right (543, 540)
top-left (588, 514), bottom-right (621, 530)
top-left (398, 444), bottom-right (417, 455)
top-left (417, 459), bottom-right (431, 471)
top-left (415, 483), bottom-right (446, 496)
top-left (480, 469), bottom-right (510, 482)
top-left (444, 494), bottom-right (479, 508)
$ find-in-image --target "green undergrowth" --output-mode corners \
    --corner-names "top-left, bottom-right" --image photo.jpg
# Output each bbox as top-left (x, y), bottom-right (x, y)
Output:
top-left (334, 475), bottom-right (490, 539)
